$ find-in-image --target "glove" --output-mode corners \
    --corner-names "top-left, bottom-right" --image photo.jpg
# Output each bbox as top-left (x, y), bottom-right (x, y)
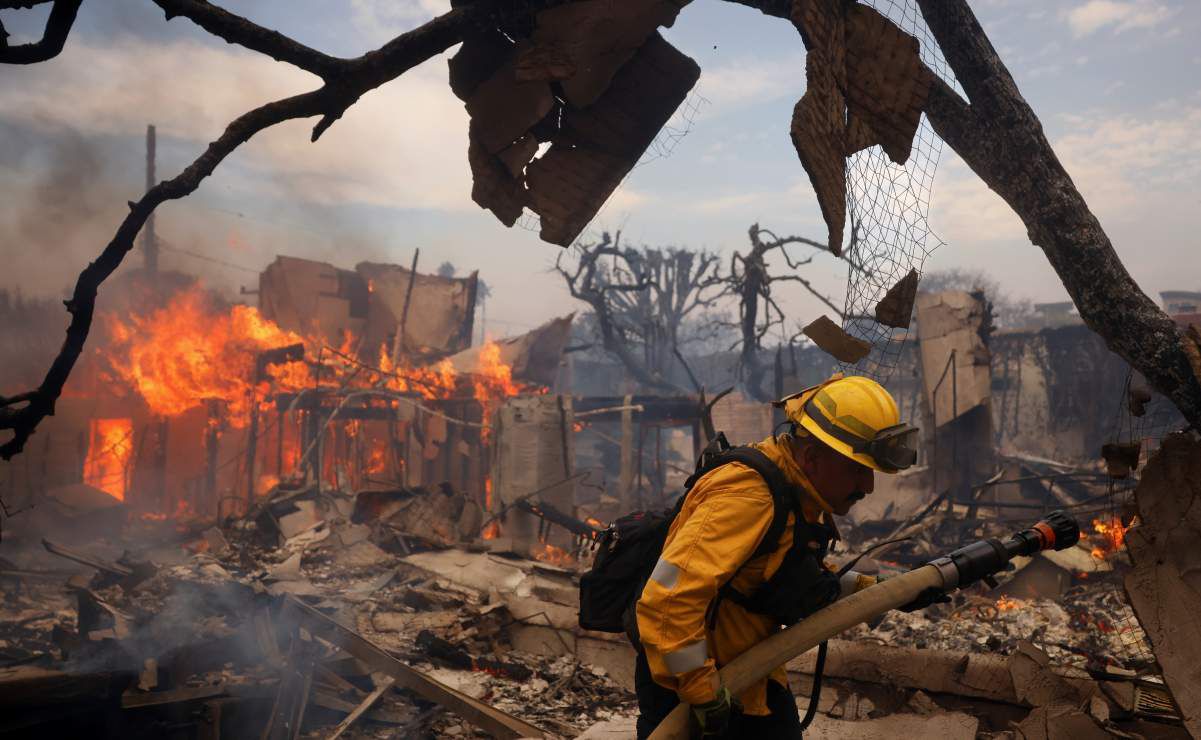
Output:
top-left (898, 586), bottom-right (952, 612)
top-left (691, 685), bottom-right (738, 738)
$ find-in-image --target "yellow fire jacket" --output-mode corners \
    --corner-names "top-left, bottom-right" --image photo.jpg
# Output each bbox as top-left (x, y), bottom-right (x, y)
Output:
top-left (635, 434), bottom-right (876, 715)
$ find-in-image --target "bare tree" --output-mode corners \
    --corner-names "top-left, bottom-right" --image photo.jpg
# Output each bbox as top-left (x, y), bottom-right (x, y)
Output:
top-left (728, 222), bottom-right (864, 400)
top-left (555, 232), bottom-right (728, 393)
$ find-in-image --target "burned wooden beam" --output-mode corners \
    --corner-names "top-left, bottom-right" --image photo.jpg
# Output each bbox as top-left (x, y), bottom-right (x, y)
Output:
top-left (254, 343), bottom-right (306, 381)
top-left (0, 568), bottom-right (75, 581)
top-left (279, 596), bottom-right (546, 739)
top-left (121, 681), bottom-right (278, 709)
top-left (41, 538), bottom-right (132, 578)
top-left (572, 395), bottom-right (701, 424)
top-left (515, 498), bottom-right (601, 540)
top-left (325, 676), bottom-right (398, 740)
top-left (261, 636), bottom-right (316, 740)
top-left (414, 630), bottom-right (534, 681)
top-left (0, 665), bottom-right (130, 709)
top-left (309, 689), bottom-right (409, 726)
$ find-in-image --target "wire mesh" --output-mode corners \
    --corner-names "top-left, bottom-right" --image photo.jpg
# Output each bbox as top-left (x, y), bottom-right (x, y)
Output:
top-left (840, 0), bottom-right (955, 381)
top-left (636, 90), bottom-right (708, 168)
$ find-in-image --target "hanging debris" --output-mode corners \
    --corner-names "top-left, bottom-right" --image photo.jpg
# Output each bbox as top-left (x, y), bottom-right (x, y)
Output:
top-left (787, 0), bottom-right (933, 255)
top-left (803, 314), bottom-right (873, 362)
top-left (875, 268), bottom-right (920, 328)
top-left (455, 2), bottom-right (699, 246)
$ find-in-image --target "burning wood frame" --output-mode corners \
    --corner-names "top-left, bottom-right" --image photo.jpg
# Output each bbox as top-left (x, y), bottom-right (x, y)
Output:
top-left (1, 258), bottom-right (569, 538)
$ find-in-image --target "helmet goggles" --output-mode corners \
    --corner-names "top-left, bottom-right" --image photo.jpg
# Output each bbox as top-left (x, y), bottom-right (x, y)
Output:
top-left (802, 397), bottom-right (918, 472)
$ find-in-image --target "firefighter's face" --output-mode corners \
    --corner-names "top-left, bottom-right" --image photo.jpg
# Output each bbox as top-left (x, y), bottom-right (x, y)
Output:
top-left (795, 438), bottom-right (875, 516)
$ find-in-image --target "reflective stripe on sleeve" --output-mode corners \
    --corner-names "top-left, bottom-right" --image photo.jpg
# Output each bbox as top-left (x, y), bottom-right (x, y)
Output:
top-left (663, 639), bottom-right (709, 675)
top-left (649, 557), bottom-right (681, 590)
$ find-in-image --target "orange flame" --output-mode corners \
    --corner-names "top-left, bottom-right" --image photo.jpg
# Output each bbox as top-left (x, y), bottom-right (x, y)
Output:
top-left (102, 287), bottom-right (310, 426)
top-left (377, 345), bottom-right (457, 399)
top-left (87, 284), bottom-right (538, 522)
top-left (257, 473), bottom-right (280, 496)
top-left (365, 437), bottom-right (388, 475)
top-left (99, 288), bottom-right (532, 428)
top-left (480, 477), bottom-right (500, 539)
top-left (1089, 516), bottom-right (1128, 560)
top-left (996, 595), bottom-right (1023, 612)
top-left (82, 418), bottom-right (133, 501)
top-left (534, 542), bottom-right (574, 567)
top-left (473, 341), bottom-right (522, 441)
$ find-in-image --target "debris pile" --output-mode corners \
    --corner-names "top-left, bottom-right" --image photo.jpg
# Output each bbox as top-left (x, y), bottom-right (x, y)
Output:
top-left (0, 486), bottom-right (633, 738)
top-left (3, 461), bottom-right (1191, 740)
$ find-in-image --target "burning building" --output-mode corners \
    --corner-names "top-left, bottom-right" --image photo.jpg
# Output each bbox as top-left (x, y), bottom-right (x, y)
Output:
top-left (1, 256), bottom-right (570, 540)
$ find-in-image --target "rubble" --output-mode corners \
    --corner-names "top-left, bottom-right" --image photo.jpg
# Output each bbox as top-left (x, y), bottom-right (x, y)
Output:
top-left (6, 422), bottom-right (1195, 739)
top-left (0, 487), bottom-right (641, 737)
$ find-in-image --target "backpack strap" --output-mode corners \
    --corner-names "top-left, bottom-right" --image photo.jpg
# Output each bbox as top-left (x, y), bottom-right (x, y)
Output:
top-left (683, 431), bottom-right (732, 492)
top-left (681, 443), bottom-right (802, 561)
top-left (687, 445), bottom-right (802, 631)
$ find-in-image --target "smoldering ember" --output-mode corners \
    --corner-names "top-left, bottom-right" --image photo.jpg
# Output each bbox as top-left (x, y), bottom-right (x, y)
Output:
top-left (1, 3), bottom-right (1199, 740)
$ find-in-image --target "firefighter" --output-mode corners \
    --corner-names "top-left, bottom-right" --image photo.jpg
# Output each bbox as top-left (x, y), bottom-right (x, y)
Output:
top-left (634, 374), bottom-right (919, 738)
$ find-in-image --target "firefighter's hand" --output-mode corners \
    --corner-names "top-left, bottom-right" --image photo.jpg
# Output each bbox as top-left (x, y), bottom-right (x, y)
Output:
top-left (898, 586), bottom-right (951, 612)
top-left (690, 685), bottom-right (738, 738)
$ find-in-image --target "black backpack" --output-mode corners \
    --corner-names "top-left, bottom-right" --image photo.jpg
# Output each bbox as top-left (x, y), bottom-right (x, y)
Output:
top-left (578, 434), bottom-right (804, 634)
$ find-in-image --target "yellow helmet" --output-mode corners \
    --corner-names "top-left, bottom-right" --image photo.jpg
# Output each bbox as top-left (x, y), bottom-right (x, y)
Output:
top-left (773, 373), bottom-right (918, 473)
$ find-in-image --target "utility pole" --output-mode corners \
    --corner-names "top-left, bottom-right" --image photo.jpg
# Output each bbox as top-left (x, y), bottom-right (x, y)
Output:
top-left (143, 124), bottom-right (158, 273)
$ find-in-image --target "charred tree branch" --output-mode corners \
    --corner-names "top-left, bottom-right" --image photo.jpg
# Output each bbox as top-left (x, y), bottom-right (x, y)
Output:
top-left (555, 234), bottom-right (725, 394)
top-left (732, 223), bottom-right (845, 400)
top-left (0, 0), bottom-right (80, 64)
top-left (150, 0), bottom-right (342, 79)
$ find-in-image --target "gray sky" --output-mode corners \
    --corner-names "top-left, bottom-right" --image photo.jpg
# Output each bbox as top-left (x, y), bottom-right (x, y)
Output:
top-left (1, 0), bottom-right (1197, 337)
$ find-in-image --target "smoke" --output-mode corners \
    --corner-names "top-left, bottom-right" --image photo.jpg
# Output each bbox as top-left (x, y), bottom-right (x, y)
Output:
top-left (14, 123), bottom-right (107, 256)
top-left (0, 118), bottom-right (138, 299)
top-left (62, 574), bottom-right (270, 678)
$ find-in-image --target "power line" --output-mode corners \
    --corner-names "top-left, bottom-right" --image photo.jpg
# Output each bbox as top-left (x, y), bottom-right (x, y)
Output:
top-left (158, 240), bottom-right (261, 275)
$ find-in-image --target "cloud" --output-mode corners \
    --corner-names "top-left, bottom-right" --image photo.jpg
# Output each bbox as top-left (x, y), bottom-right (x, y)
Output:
top-left (929, 102), bottom-right (1201, 306)
top-left (929, 157), bottom-right (1027, 247)
top-left (604, 186), bottom-right (652, 213)
top-left (687, 191), bottom-right (761, 213)
top-left (349, 0), bottom-right (451, 44)
top-left (935, 103), bottom-right (1201, 241)
top-left (695, 53), bottom-right (806, 115)
top-left (1052, 105), bottom-right (1201, 211)
top-left (1064, 0), bottom-right (1174, 37)
top-left (0, 34), bottom-right (475, 213)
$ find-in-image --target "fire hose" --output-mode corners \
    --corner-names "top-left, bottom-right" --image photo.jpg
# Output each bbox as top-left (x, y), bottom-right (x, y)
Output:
top-left (647, 511), bottom-right (1080, 740)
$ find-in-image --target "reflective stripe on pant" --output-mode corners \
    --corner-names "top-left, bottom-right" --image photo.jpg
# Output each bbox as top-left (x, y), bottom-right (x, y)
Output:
top-left (634, 651), bottom-right (802, 739)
